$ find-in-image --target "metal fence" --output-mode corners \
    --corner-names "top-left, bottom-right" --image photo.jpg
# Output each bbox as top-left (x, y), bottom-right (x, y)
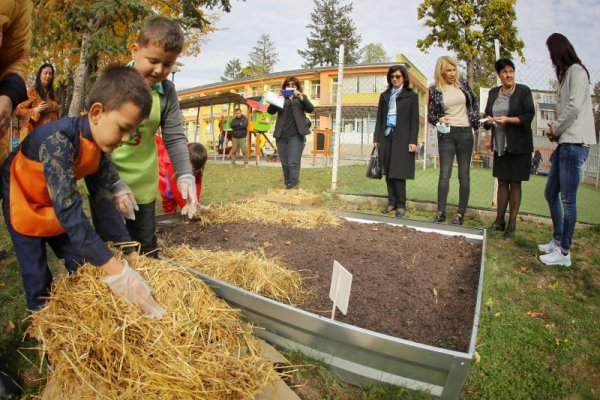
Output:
top-left (324, 52), bottom-right (600, 225)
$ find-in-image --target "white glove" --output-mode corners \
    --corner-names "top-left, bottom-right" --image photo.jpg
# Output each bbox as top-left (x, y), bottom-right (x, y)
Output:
top-left (177, 174), bottom-right (198, 219)
top-left (112, 180), bottom-right (139, 220)
top-left (104, 260), bottom-right (165, 318)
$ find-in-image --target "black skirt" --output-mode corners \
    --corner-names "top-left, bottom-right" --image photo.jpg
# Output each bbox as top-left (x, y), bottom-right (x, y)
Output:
top-left (493, 151), bottom-right (531, 181)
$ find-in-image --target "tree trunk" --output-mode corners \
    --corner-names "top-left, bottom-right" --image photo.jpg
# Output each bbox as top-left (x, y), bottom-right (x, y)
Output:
top-left (67, 32), bottom-right (90, 117)
top-left (466, 58), bottom-right (475, 90)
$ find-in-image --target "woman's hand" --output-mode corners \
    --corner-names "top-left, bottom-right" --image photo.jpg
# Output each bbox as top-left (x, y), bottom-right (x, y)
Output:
top-left (408, 144), bottom-right (417, 153)
top-left (546, 123), bottom-right (558, 142)
top-left (373, 142), bottom-right (379, 147)
top-left (35, 101), bottom-right (49, 114)
top-left (493, 116), bottom-right (511, 124)
top-left (485, 116), bottom-right (494, 124)
top-left (293, 89), bottom-right (304, 101)
top-left (0, 95), bottom-right (12, 137)
top-left (439, 116), bottom-right (449, 124)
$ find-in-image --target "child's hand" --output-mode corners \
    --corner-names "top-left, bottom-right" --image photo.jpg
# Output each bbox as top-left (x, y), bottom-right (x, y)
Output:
top-left (112, 180), bottom-right (138, 220)
top-left (103, 260), bottom-right (165, 318)
top-left (177, 174), bottom-right (198, 219)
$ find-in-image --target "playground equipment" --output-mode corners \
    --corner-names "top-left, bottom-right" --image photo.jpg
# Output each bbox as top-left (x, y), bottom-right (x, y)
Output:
top-left (179, 94), bottom-right (278, 164)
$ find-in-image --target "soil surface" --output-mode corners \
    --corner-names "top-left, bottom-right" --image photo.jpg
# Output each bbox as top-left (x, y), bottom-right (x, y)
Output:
top-left (157, 218), bottom-right (482, 352)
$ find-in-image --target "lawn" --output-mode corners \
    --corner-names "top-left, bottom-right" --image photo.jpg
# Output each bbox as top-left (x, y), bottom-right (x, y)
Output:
top-left (335, 163), bottom-right (600, 225)
top-left (0, 163), bottom-right (598, 399)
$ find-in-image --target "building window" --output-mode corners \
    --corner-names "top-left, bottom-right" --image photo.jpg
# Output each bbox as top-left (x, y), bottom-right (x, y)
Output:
top-left (331, 78), bottom-right (338, 101)
top-left (310, 80), bottom-right (320, 99)
top-left (342, 76), bottom-right (358, 94)
top-left (236, 88), bottom-right (245, 97)
top-left (540, 110), bottom-right (556, 120)
top-left (251, 86), bottom-right (260, 97)
top-left (340, 75), bottom-right (386, 94)
top-left (541, 94), bottom-right (555, 103)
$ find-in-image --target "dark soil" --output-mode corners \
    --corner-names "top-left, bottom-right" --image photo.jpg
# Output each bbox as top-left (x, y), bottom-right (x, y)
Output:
top-left (157, 218), bottom-right (482, 352)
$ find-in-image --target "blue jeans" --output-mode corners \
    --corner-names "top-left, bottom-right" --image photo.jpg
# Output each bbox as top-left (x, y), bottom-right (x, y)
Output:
top-left (437, 127), bottom-right (474, 214)
top-left (276, 135), bottom-right (305, 188)
top-left (544, 144), bottom-right (589, 252)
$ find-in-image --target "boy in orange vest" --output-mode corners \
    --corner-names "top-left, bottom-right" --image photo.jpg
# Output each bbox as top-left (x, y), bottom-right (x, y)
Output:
top-left (0, 66), bottom-right (164, 316)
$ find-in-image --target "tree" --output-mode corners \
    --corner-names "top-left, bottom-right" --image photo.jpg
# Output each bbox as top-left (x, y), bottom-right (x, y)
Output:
top-left (298, 0), bottom-right (361, 68)
top-left (417, 0), bottom-right (525, 89)
top-left (245, 34), bottom-right (279, 77)
top-left (31, 0), bottom-right (233, 116)
top-left (358, 43), bottom-right (390, 64)
top-left (221, 58), bottom-right (243, 81)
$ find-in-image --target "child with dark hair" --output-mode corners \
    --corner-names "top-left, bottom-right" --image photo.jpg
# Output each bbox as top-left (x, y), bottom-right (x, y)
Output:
top-left (91, 16), bottom-right (196, 259)
top-left (0, 66), bottom-right (164, 316)
top-left (156, 135), bottom-right (207, 213)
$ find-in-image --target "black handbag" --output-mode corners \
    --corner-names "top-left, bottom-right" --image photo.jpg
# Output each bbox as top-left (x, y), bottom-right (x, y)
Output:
top-left (366, 146), bottom-right (383, 179)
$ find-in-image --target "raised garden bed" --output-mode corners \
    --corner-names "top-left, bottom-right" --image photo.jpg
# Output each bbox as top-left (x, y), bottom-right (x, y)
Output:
top-left (156, 211), bottom-right (486, 399)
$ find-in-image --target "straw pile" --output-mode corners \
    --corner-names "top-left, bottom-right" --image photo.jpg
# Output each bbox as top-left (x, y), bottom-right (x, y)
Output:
top-left (162, 245), bottom-right (309, 306)
top-left (256, 188), bottom-right (319, 200)
top-left (194, 200), bottom-right (340, 229)
top-left (29, 256), bottom-right (278, 399)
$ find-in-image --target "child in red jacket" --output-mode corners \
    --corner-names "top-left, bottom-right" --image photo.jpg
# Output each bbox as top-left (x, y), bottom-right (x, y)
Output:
top-left (156, 135), bottom-right (207, 214)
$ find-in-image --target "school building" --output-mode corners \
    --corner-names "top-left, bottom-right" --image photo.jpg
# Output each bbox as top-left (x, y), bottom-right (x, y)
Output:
top-left (176, 54), bottom-right (429, 160)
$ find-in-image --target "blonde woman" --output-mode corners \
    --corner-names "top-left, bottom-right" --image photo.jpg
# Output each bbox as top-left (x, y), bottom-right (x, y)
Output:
top-left (427, 56), bottom-right (479, 225)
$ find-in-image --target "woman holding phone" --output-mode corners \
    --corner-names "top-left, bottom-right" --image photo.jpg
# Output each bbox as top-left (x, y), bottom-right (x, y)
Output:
top-left (267, 76), bottom-right (314, 189)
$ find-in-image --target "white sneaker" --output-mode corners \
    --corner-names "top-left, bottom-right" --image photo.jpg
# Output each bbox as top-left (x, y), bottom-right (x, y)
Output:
top-left (538, 239), bottom-right (559, 254)
top-left (539, 248), bottom-right (572, 267)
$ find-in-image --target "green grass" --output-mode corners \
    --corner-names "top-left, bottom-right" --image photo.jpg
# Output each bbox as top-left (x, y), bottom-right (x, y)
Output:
top-left (1, 163), bottom-right (599, 399)
top-left (335, 163), bottom-right (600, 224)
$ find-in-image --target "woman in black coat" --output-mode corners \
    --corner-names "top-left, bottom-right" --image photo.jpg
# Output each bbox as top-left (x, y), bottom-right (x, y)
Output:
top-left (483, 58), bottom-right (534, 237)
top-left (267, 76), bottom-right (314, 189)
top-left (373, 65), bottom-right (419, 217)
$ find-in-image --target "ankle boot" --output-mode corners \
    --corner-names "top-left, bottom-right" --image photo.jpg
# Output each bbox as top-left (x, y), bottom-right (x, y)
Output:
top-left (431, 211), bottom-right (446, 223)
top-left (381, 205), bottom-right (396, 214)
top-left (491, 219), bottom-right (506, 231)
top-left (451, 213), bottom-right (464, 226)
top-left (503, 220), bottom-right (516, 238)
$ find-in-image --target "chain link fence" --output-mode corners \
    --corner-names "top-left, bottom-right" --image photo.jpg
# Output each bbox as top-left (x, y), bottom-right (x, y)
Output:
top-left (323, 52), bottom-right (600, 225)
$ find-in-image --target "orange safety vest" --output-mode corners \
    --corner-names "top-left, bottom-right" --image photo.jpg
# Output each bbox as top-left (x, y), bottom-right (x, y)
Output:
top-left (9, 133), bottom-right (101, 237)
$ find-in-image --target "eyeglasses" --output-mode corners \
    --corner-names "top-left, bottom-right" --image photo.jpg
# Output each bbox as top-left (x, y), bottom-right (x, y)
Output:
top-left (390, 74), bottom-right (403, 80)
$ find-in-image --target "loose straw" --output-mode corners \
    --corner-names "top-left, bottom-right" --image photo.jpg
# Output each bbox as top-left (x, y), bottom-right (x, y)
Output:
top-left (194, 200), bottom-right (340, 229)
top-left (29, 256), bottom-right (278, 399)
top-left (162, 245), bottom-right (310, 306)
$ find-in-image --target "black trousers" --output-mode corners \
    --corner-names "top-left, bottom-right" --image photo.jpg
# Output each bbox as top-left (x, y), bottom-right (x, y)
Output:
top-left (276, 135), bottom-right (305, 188)
top-left (386, 177), bottom-right (407, 209)
top-left (91, 200), bottom-right (158, 258)
top-left (437, 127), bottom-right (474, 214)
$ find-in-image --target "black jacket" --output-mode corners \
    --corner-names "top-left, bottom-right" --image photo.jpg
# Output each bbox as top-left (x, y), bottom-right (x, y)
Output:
top-left (268, 96), bottom-right (314, 138)
top-left (373, 88), bottom-right (419, 180)
top-left (484, 84), bottom-right (534, 154)
top-left (230, 115), bottom-right (248, 139)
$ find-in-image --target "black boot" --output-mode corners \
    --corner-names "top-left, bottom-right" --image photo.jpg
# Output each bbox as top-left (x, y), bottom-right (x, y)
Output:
top-left (381, 205), bottom-right (396, 214)
top-left (0, 368), bottom-right (21, 399)
top-left (451, 213), bottom-right (464, 226)
top-left (503, 220), bottom-right (516, 238)
top-left (431, 211), bottom-right (446, 223)
top-left (490, 219), bottom-right (506, 231)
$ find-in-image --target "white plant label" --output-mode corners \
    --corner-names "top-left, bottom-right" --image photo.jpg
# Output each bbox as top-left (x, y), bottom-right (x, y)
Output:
top-left (329, 260), bottom-right (352, 319)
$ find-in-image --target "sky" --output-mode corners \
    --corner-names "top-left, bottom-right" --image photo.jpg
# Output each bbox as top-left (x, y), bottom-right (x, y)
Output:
top-left (174, 0), bottom-right (600, 90)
